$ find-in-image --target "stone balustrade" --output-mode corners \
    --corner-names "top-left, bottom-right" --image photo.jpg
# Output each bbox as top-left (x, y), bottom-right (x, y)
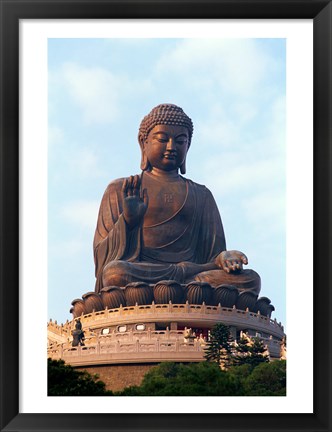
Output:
top-left (47, 320), bottom-right (71, 334)
top-left (51, 302), bottom-right (284, 339)
top-left (48, 329), bottom-right (207, 366)
top-left (47, 302), bottom-right (285, 366)
top-left (48, 326), bottom-right (282, 366)
top-left (47, 320), bottom-right (72, 345)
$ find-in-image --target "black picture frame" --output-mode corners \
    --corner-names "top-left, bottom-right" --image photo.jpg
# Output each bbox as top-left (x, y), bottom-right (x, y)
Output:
top-left (1, 1), bottom-right (331, 431)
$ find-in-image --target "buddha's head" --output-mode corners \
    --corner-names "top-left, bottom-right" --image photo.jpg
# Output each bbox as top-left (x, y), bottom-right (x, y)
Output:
top-left (138, 104), bottom-right (194, 174)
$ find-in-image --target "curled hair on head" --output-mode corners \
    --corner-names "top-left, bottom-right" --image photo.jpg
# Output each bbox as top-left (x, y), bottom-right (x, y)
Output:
top-left (138, 103), bottom-right (194, 145)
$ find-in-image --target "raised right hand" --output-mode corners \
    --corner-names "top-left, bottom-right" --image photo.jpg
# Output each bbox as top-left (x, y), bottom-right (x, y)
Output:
top-left (122, 175), bottom-right (148, 229)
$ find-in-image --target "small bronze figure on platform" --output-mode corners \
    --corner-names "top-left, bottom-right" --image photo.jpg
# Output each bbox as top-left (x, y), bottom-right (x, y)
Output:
top-left (71, 318), bottom-right (85, 347)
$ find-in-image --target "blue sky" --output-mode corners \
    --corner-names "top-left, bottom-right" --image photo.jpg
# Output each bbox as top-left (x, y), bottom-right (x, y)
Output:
top-left (48, 38), bottom-right (286, 326)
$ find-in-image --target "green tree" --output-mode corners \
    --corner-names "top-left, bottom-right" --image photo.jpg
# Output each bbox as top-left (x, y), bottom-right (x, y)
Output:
top-left (204, 323), bottom-right (234, 369)
top-left (227, 363), bottom-right (253, 384)
top-left (48, 358), bottom-right (111, 396)
top-left (227, 360), bottom-right (286, 396)
top-left (232, 334), bottom-right (269, 368)
top-left (115, 362), bottom-right (243, 396)
top-left (249, 337), bottom-right (270, 366)
top-left (244, 360), bottom-right (286, 396)
top-left (116, 361), bottom-right (286, 396)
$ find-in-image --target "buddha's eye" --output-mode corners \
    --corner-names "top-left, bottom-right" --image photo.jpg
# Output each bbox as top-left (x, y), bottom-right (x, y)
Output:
top-left (176, 137), bottom-right (188, 145)
top-left (154, 135), bottom-right (168, 143)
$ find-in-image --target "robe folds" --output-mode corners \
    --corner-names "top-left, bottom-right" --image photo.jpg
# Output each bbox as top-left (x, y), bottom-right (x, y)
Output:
top-left (93, 174), bottom-right (226, 292)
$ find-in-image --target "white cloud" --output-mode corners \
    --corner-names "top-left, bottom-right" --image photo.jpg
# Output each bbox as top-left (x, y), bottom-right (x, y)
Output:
top-left (61, 63), bottom-right (121, 124)
top-left (60, 200), bottom-right (100, 230)
top-left (155, 39), bottom-right (277, 97)
top-left (242, 190), bottom-right (285, 233)
top-left (70, 147), bottom-right (104, 178)
top-left (195, 104), bottom-right (241, 149)
top-left (198, 154), bottom-right (284, 200)
top-left (57, 62), bottom-right (153, 125)
top-left (231, 101), bottom-right (258, 124)
top-left (61, 238), bottom-right (87, 255)
top-left (189, 92), bottom-right (286, 201)
top-left (48, 125), bottom-right (64, 147)
top-left (269, 95), bottom-right (286, 147)
top-left (192, 95), bottom-right (285, 154)
top-left (48, 126), bottom-right (65, 161)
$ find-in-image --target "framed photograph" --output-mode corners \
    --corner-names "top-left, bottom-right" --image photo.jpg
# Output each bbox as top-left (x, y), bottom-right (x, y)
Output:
top-left (1, 1), bottom-right (331, 431)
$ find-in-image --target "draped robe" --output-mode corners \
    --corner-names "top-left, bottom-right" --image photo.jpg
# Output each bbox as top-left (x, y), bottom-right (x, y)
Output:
top-left (93, 174), bottom-right (226, 292)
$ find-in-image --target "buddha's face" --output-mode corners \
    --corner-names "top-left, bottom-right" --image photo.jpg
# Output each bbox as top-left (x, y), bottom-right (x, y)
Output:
top-left (143, 124), bottom-right (189, 172)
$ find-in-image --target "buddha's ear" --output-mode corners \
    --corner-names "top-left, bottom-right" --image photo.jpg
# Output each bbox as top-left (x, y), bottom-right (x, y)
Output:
top-left (180, 140), bottom-right (190, 174)
top-left (140, 152), bottom-right (150, 171)
top-left (180, 158), bottom-right (186, 174)
top-left (138, 132), bottom-right (145, 148)
top-left (138, 133), bottom-right (150, 171)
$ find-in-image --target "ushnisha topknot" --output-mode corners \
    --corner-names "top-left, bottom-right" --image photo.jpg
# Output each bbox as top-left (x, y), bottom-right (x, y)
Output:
top-left (138, 104), bottom-right (194, 145)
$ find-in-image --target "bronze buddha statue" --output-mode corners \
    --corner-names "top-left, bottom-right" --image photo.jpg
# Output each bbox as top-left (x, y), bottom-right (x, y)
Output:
top-left (92, 104), bottom-right (261, 301)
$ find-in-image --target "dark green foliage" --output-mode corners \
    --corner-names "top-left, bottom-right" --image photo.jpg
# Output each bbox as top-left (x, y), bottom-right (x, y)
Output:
top-left (249, 337), bottom-right (270, 365)
top-left (233, 335), bottom-right (250, 359)
top-left (115, 360), bottom-right (286, 397)
top-left (232, 335), bottom-right (270, 368)
top-left (204, 323), bottom-right (234, 368)
top-left (48, 358), bottom-right (111, 396)
top-left (244, 360), bottom-right (286, 396)
top-left (116, 362), bottom-right (242, 396)
top-left (227, 363), bottom-right (253, 382)
top-left (48, 350), bottom-right (285, 397)
top-left (115, 385), bottom-right (142, 396)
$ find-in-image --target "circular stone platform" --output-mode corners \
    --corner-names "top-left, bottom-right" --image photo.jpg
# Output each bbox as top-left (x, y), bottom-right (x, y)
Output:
top-left (48, 301), bottom-right (285, 367)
